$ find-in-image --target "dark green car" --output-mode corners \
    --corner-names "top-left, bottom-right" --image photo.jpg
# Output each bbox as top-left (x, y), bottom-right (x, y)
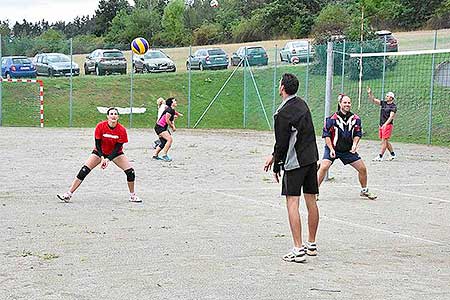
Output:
top-left (230, 46), bottom-right (268, 67)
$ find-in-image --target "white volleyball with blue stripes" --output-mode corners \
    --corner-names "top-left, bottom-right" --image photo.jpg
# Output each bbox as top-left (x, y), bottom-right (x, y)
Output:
top-left (131, 37), bottom-right (149, 55)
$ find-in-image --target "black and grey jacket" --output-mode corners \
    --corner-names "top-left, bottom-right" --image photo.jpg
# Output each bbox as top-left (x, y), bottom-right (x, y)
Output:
top-left (273, 95), bottom-right (319, 173)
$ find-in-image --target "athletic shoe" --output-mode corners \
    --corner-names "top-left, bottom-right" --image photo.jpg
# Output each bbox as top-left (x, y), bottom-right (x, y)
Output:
top-left (129, 195), bottom-right (142, 203)
top-left (388, 154), bottom-right (396, 161)
top-left (282, 248), bottom-right (306, 263)
top-left (57, 192), bottom-right (71, 203)
top-left (305, 242), bottom-right (318, 256)
top-left (152, 155), bottom-right (162, 160)
top-left (161, 155), bottom-right (172, 162)
top-left (360, 189), bottom-right (377, 200)
top-left (372, 155), bottom-right (383, 162)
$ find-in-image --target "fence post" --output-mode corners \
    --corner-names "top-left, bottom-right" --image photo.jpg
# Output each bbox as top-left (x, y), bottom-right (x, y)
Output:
top-left (69, 38), bottom-right (73, 127)
top-left (305, 41), bottom-right (310, 102)
top-left (324, 41), bottom-right (334, 181)
top-left (427, 30), bottom-right (438, 145)
top-left (341, 39), bottom-right (346, 93)
top-left (272, 45), bottom-right (277, 126)
top-left (381, 35), bottom-right (387, 99)
top-left (129, 52), bottom-right (134, 128)
top-left (188, 45), bottom-right (192, 128)
top-left (243, 47), bottom-right (248, 128)
top-left (0, 33), bottom-right (2, 127)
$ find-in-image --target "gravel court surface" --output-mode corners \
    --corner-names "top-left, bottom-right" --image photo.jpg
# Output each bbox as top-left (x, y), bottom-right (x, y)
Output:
top-left (1, 127), bottom-right (449, 300)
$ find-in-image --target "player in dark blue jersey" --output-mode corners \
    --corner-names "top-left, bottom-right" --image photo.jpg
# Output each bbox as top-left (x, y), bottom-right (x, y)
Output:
top-left (317, 94), bottom-right (377, 200)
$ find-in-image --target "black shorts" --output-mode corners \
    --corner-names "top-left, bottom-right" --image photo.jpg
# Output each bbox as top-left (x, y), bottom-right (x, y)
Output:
top-left (155, 124), bottom-right (168, 135)
top-left (92, 149), bottom-right (123, 160)
top-left (281, 163), bottom-right (319, 196)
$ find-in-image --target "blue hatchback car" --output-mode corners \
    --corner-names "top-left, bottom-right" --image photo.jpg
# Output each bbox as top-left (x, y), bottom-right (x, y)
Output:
top-left (1, 56), bottom-right (37, 79)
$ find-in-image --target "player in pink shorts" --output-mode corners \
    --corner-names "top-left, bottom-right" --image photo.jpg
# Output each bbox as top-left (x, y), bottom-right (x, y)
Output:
top-left (367, 87), bottom-right (398, 161)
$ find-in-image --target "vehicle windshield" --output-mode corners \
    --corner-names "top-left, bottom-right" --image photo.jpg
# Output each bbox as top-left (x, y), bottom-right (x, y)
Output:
top-left (12, 58), bottom-right (31, 64)
top-left (208, 49), bottom-right (226, 56)
top-left (247, 47), bottom-right (265, 55)
top-left (47, 55), bottom-right (70, 63)
top-left (292, 41), bottom-right (309, 48)
top-left (144, 51), bottom-right (167, 59)
top-left (104, 51), bottom-right (124, 58)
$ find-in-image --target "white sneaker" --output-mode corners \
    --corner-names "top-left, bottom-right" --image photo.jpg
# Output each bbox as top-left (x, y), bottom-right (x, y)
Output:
top-left (57, 192), bottom-right (72, 203)
top-left (129, 194), bottom-right (142, 203)
top-left (388, 154), bottom-right (396, 161)
top-left (282, 248), bottom-right (306, 263)
top-left (305, 242), bottom-right (318, 256)
top-left (372, 155), bottom-right (383, 162)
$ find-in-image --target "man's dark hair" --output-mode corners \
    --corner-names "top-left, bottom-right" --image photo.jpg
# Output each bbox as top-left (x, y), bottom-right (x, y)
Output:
top-left (165, 97), bottom-right (175, 107)
top-left (280, 73), bottom-right (299, 95)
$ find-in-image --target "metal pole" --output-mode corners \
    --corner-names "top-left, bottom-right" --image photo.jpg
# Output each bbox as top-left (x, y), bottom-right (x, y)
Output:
top-left (272, 45), bottom-right (277, 125)
top-left (69, 38), bottom-right (73, 127)
top-left (340, 39), bottom-right (346, 93)
top-left (0, 33), bottom-right (2, 127)
top-left (324, 41), bottom-right (334, 181)
top-left (305, 40), bottom-right (310, 101)
top-left (129, 51), bottom-right (134, 128)
top-left (427, 30), bottom-right (438, 145)
top-left (243, 47), bottom-right (247, 128)
top-left (187, 45), bottom-right (192, 128)
top-left (381, 35), bottom-right (387, 99)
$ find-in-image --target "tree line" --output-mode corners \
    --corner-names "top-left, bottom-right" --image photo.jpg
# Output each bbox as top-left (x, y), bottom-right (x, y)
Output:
top-left (0, 0), bottom-right (449, 56)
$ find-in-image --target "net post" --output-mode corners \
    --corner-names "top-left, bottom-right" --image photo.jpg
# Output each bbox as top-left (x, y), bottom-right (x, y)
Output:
top-left (340, 39), bottom-right (346, 93)
top-left (243, 47), bottom-right (247, 128)
top-left (381, 35), bottom-right (387, 98)
top-left (427, 30), bottom-right (438, 145)
top-left (272, 45), bottom-right (277, 127)
top-left (305, 41), bottom-right (310, 102)
top-left (325, 41), bottom-right (334, 181)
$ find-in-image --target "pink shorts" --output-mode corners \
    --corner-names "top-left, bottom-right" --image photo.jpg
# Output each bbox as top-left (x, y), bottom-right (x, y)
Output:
top-left (379, 124), bottom-right (393, 139)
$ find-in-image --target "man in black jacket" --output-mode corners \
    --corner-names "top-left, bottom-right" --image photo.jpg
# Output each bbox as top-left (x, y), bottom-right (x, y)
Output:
top-left (264, 73), bottom-right (319, 263)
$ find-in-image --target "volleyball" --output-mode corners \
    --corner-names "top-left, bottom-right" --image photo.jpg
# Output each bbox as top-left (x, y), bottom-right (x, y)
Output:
top-left (210, 0), bottom-right (219, 8)
top-left (131, 37), bottom-right (149, 55)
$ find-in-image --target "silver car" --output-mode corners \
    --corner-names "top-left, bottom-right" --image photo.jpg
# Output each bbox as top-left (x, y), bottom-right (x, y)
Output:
top-left (34, 53), bottom-right (80, 77)
top-left (133, 50), bottom-right (176, 73)
top-left (279, 40), bottom-right (314, 63)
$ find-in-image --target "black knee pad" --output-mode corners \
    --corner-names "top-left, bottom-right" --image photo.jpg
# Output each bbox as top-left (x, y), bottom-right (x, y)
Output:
top-left (159, 137), bottom-right (167, 149)
top-left (76, 165), bottom-right (91, 181)
top-left (124, 168), bottom-right (135, 182)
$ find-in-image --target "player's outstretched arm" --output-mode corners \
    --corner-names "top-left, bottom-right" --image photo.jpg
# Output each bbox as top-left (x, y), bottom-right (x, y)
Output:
top-left (367, 87), bottom-right (381, 105)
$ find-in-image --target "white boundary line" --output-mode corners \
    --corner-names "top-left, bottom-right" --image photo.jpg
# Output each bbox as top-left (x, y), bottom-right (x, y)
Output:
top-left (322, 216), bottom-right (444, 245)
top-left (212, 190), bottom-right (445, 245)
top-left (369, 187), bottom-right (450, 203)
top-left (350, 48), bottom-right (450, 58)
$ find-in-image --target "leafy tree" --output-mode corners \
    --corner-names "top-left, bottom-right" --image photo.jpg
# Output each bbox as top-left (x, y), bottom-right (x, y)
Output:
top-left (94, 0), bottom-right (131, 36)
top-left (160, 0), bottom-right (190, 46)
top-left (192, 23), bottom-right (222, 45)
top-left (105, 8), bottom-right (162, 46)
top-left (427, 0), bottom-right (450, 29)
top-left (33, 29), bottom-right (68, 54)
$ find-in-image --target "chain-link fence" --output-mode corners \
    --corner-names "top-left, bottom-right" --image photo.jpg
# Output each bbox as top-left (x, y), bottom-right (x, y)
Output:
top-left (1, 30), bottom-right (449, 146)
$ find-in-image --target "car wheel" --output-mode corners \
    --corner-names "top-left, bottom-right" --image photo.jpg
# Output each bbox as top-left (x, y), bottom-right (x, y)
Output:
top-left (144, 66), bottom-right (150, 73)
top-left (6, 72), bottom-right (11, 79)
top-left (280, 53), bottom-right (284, 62)
top-left (84, 64), bottom-right (89, 75)
top-left (48, 69), bottom-right (53, 77)
top-left (199, 63), bottom-right (204, 71)
top-left (186, 63), bottom-right (190, 70)
top-left (122, 69), bottom-right (127, 75)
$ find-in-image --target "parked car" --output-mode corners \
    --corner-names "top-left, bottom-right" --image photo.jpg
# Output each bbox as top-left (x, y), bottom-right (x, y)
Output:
top-left (280, 40), bottom-right (314, 63)
top-left (133, 50), bottom-right (176, 73)
top-left (33, 53), bottom-right (80, 77)
top-left (84, 49), bottom-right (127, 75)
top-left (186, 48), bottom-right (229, 71)
top-left (376, 30), bottom-right (398, 52)
top-left (1, 56), bottom-right (36, 79)
top-left (230, 46), bottom-right (268, 66)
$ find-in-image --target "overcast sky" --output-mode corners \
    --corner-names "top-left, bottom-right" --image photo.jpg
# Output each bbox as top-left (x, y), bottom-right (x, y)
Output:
top-left (1, 0), bottom-right (135, 25)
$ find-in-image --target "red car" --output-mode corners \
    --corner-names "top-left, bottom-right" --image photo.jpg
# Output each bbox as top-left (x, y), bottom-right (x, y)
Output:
top-left (376, 30), bottom-right (398, 52)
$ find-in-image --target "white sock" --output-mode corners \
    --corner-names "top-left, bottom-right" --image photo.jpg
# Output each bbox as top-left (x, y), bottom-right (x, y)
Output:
top-left (361, 187), bottom-right (368, 193)
top-left (67, 191), bottom-right (73, 196)
top-left (293, 247), bottom-right (304, 253)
